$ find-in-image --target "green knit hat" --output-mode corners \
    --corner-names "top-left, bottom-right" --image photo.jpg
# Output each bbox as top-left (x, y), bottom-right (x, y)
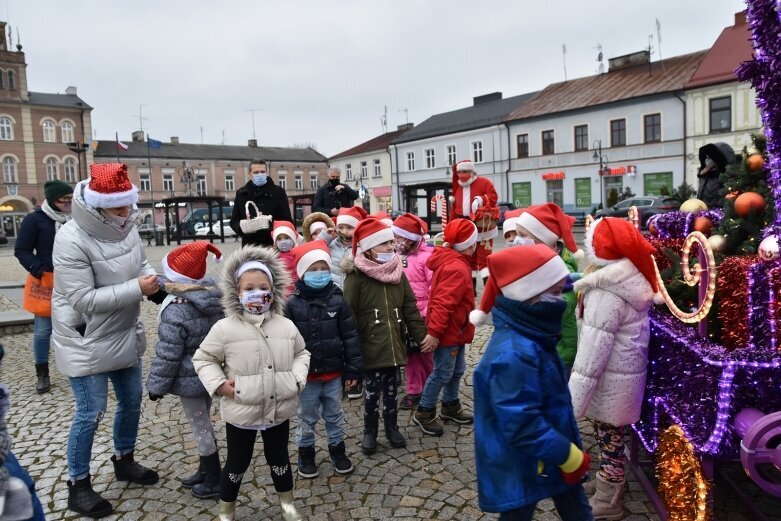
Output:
top-left (44, 180), bottom-right (73, 203)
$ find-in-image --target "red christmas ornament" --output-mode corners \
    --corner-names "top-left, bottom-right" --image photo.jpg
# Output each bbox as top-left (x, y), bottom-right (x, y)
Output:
top-left (734, 192), bottom-right (767, 218)
top-left (747, 154), bottom-right (765, 172)
top-left (648, 221), bottom-right (659, 236)
top-left (693, 216), bottom-right (714, 236)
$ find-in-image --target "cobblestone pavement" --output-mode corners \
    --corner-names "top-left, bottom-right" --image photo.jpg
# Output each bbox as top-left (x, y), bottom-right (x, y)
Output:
top-left (1, 241), bottom-right (660, 520)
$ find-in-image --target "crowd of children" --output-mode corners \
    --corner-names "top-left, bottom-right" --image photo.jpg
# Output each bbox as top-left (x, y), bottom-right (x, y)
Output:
top-left (47, 161), bottom-right (659, 520)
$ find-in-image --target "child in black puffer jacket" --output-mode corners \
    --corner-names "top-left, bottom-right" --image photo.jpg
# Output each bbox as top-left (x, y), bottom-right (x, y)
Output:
top-left (146, 241), bottom-right (224, 499)
top-left (284, 240), bottom-right (362, 478)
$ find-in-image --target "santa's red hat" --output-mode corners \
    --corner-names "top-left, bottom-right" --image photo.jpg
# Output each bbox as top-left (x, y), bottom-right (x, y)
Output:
top-left (517, 203), bottom-right (582, 259)
top-left (450, 159), bottom-right (477, 203)
top-left (372, 212), bottom-right (394, 227)
top-left (470, 244), bottom-right (570, 326)
top-left (85, 163), bottom-right (138, 208)
top-left (502, 208), bottom-right (525, 238)
top-left (291, 239), bottom-right (332, 278)
top-left (392, 213), bottom-right (428, 242)
top-left (336, 206), bottom-right (368, 228)
top-left (163, 241), bottom-right (223, 284)
top-left (272, 221), bottom-right (298, 242)
top-left (584, 217), bottom-right (664, 304)
top-left (442, 218), bottom-right (478, 251)
top-left (352, 217), bottom-right (394, 256)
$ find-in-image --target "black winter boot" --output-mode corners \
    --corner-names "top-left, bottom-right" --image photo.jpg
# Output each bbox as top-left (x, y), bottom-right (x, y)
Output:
top-left (362, 413), bottom-right (379, 454)
top-left (192, 452), bottom-right (221, 499)
top-left (180, 457), bottom-right (206, 489)
top-left (297, 445), bottom-right (319, 478)
top-left (67, 475), bottom-right (113, 518)
top-left (384, 415), bottom-right (406, 448)
top-left (328, 441), bottom-right (354, 474)
top-left (111, 451), bottom-right (159, 485)
top-left (35, 363), bottom-right (50, 394)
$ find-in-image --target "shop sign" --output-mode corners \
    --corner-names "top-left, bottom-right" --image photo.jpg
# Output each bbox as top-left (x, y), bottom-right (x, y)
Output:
top-left (542, 171), bottom-right (565, 181)
top-left (372, 186), bottom-right (392, 197)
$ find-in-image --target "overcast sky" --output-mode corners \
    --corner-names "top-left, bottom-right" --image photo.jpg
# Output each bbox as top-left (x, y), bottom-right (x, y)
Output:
top-left (3, 0), bottom-right (746, 156)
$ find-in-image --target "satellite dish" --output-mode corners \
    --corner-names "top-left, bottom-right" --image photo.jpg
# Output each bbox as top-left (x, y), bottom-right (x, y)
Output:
top-left (597, 51), bottom-right (603, 62)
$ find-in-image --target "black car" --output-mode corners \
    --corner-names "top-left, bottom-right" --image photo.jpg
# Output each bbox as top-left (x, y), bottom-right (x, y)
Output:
top-left (595, 196), bottom-right (680, 227)
top-left (496, 202), bottom-right (516, 227)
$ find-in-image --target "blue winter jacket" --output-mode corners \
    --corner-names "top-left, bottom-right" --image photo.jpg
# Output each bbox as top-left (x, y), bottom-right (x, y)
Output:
top-left (474, 296), bottom-right (584, 513)
top-left (14, 209), bottom-right (56, 278)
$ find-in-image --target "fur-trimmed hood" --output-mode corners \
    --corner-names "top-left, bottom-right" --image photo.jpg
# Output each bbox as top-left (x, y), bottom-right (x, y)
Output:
top-left (219, 246), bottom-right (291, 318)
top-left (573, 258), bottom-right (653, 312)
top-left (340, 253), bottom-right (358, 275)
top-left (302, 212), bottom-right (335, 242)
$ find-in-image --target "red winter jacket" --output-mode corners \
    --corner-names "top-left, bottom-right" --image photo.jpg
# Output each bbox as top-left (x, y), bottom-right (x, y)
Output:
top-left (426, 247), bottom-right (475, 346)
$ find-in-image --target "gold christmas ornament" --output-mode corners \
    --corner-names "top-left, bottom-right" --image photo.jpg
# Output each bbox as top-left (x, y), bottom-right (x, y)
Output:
top-left (707, 234), bottom-right (727, 253)
top-left (680, 199), bottom-right (708, 213)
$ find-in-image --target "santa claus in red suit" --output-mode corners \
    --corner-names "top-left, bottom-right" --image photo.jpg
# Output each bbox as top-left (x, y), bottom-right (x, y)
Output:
top-left (448, 159), bottom-right (499, 285)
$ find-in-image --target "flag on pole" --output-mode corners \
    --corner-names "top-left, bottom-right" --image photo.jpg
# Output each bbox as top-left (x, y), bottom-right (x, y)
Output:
top-left (148, 137), bottom-right (162, 149)
top-left (116, 137), bottom-right (129, 151)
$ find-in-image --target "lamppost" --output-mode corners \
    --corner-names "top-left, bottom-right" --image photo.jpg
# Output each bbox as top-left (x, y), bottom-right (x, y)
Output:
top-left (592, 139), bottom-right (610, 210)
top-left (66, 141), bottom-right (90, 181)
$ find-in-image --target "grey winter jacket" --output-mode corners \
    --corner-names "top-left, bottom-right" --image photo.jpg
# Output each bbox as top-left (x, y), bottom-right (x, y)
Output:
top-left (51, 180), bottom-right (155, 378)
top-left (147, 281), bottom-right (223, 398)
top-left (317, 231), bottom-right (352, 289)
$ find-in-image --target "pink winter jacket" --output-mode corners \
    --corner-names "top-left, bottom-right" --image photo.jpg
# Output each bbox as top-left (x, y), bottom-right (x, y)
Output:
top-left (402, 243), bottom-right (433, 318)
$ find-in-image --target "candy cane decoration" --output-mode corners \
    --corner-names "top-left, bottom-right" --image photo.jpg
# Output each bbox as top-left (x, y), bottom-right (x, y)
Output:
top-left (430, 195), bottom-right (448, 227)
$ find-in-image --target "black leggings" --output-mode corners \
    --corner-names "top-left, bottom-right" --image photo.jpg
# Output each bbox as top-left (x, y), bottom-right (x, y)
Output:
top-left (219, 420), bottom-right (293, 502)
top-left (364, 367), bottom-right (399, 426)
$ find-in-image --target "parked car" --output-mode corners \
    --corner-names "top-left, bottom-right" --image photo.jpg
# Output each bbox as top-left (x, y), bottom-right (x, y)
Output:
top-left (595, 196), bottom-right (680, 227)
top-left (194, 219), bottom-right (235, 237)
top-left (496, 202), bottom-right (516, 227)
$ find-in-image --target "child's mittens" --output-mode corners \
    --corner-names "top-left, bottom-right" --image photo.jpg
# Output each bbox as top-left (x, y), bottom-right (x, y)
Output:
top-left (563, 273), bottom-right (583, 294)
top-left (558, 443), bottom-right (591, 485)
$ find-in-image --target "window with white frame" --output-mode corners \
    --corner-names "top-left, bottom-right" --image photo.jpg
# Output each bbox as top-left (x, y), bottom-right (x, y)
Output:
top-left (139, 168), bottom-right (151, 192)
top-left (2, 157), bottom-right (16, 183)
top-left (471, 141), bottom-right (483, 163)
top-left (45, 157), bottom-right (59, 181)
top-left (42, 120), bottom-right (56, 143)
top-left (225, 174), bottom-right (234, 192)
top-left (196, 175), bottom-right (207, 196)
top-left (424, 148), bottom-right (435, 169)
top-left (406, 151), bottom-right (415, 171)
top-left (310, 174), bottom-right (318, 189)
top-left (63, 157), bottom-right (77, 182)
top-left (277, 170), bottom-right (288, 190)
top-left (61, 121), bottom-right (74, 143)
top-left (373, 159), bottom-right (381, 177)
top-left (0, 117), bottom-right (11, 140)
top-left (163, 173), bottom-right (174, 192)
top-left (295, 174), bottom-right (303, 190)
top-left (345, 163), bottom-right (353, 180)
top-left (360, 161), bottom-right (368, 178)
top-left (446, 145), bottom-right (456, 166)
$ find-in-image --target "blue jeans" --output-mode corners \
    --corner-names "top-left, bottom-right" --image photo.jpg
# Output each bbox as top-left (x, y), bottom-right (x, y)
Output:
top-left (67, 360), bottom-right (143, 481)
top-left (498, 486), bottom-right (593, 521)
top-left (419, 345), bottom-right (466, 410)
top-left (33, 316), bottom-right (51, 364)
top-left (296, 377), bottom-right (345, 447)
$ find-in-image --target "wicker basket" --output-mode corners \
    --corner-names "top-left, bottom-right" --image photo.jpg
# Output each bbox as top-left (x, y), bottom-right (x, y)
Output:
top-left (239, 201), bottom-right (272, 234)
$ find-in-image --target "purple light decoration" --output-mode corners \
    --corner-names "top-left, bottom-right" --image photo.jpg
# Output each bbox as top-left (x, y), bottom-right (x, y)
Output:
top-left (654, 210), bottom-right (723, 240)
top-left (736, 0), bottom-right (781, 236)
top-left (701, 363), bottom-right (737, 453)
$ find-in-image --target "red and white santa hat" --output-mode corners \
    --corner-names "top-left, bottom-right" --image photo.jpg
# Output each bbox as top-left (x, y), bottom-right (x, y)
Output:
top-left (470, 244), bottom-right (570, 326)
top-left (583, 217), bottom-right (664, 304)
top-left (442, 218), bottom-right (478, 251)
top-left (517, 203), bottom-right (582, 259)
top-left (336, 206), bottom-right (368, 228)
top-left (162, 240), bottom-right (223, 284)
top-left (291, 239), bottom-right (332, 278)
top-left (352, 217), bottom-right (395, 256)
top-left (502, 208), bottom-right (524, 238)
top-left (371, 212), bottom-right (394, 227)
top-left (272, 221), bottom-right (298, 242)
top-left (391, 213), bottom-right (428, 242)
top-left (84, 163), bottom-right (139, 208)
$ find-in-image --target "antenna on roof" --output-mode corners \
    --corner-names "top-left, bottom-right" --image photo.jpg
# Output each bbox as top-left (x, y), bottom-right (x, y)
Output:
top-left (562, 43), bottom-right (568, 81)
top-left (399, 108), bottom-right (408, 125)
top-left (595, 44), bottom-right (605, 74)
top-left (131, 104), bottom-right (148, 132)
top-left (381, 105), bottom-right (388, 133)
top-left (200, 126), bottom-right (204, 144)
top-left (221, 129), bottom-right (225, 145)
top-left (647, 34), bottom-right (654, 76)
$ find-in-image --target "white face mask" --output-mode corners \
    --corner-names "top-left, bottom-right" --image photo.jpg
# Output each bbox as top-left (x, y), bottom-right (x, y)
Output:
top-left (538, 292), bottom-right (564, 304)
top-left (374, 252), bottom-right (396, 264)
top-left (512, 237), bottom-right (535, 246)
top-left (102, 210), bottom-right (128, 227)
top-left (276, 239), bottom-right (294, 252)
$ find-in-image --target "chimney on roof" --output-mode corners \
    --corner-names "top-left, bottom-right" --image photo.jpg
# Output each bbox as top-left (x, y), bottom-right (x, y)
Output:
top-left (248, 139), bottom-right (258, 147)
top-left (65, 86), bottom-right (77, 96)
top-left (473, 92), bottom-right (503, 105)
top-left (131, 130), bottom-right (144, 142)
top-left (397, 123), bottom-right (414, 131)
top-left (735, 11), bottom-right (747, 25)
top-left (170, 136), bottom-right (179, 145)
top-left (608, 50), bottom-right (650, 72)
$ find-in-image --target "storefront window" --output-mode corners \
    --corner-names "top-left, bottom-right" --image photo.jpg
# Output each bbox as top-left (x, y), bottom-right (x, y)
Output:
top-left (546, 180), bottom-right (563, 207)
top-left (603, 176), bottom-right (623, 207)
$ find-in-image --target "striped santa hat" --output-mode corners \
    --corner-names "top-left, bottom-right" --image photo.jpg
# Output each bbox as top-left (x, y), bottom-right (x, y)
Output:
top-left (291, 240), bottom-right (332, 278)
top-left (470, 244), bottom-right (570, 326)
top-left (272, 221), bottom-right (298, 242)
top-left (336, 206), bottom-right (368, 228)
top-left (84, 163), bottom-right (138, 208)
top-left (352, 217), bottom-right (394, 256)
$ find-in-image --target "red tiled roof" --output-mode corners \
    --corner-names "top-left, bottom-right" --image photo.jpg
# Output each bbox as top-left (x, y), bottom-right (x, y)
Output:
top-left (507, 51), bottom-right (707, 121)
top-left (685, 18), bottom-right (753, 88)
top-left (329, 127), bottom-right (411, 161)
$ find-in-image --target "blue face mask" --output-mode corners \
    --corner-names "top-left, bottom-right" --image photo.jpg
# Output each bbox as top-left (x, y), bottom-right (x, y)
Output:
top-left (303, 271), bottom-right (331, 289)
top-left (252, 173), bottom-right (268, 186)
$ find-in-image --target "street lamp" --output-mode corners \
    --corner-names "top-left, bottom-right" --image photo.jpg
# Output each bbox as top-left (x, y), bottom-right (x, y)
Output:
top-left (66, 141), bottom-right (90, 181)
top-left (592, 139), bottom-right (609, 210)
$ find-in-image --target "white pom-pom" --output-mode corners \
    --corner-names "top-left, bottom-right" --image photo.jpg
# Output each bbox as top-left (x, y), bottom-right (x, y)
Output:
top-left (214, 255), bottom-right (224, 264)
top-left (448, 195), bottom-right (455, 203)
top-left (572, 249), bottom-right (585, 261)
top-left (470, 309), bottom-right (488, 326)
top-left (653, 292), bottom-right (665, 305)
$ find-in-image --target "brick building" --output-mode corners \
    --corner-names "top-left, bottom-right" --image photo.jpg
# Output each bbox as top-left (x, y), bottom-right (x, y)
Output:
top-left (0, 21), bottom-right (93, 238)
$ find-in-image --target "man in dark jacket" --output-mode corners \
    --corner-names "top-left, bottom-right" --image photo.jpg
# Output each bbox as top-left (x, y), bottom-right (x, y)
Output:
top-left (229, 158), bottom-right (292, 247)
top-left (697, 142), bottom-right (735, 209)
top-left (14, 179), bottom-right (72, 394)
top-left (312, 167), bottom-right (359, 217)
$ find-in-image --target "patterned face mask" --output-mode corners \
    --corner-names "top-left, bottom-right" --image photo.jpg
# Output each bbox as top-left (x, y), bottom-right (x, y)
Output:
top-left (240, 289), bottom-right (273, 314)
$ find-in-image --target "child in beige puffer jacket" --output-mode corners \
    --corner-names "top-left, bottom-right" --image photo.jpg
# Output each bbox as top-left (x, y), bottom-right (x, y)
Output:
top-left (194, 246), bottom-right (310, 521)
